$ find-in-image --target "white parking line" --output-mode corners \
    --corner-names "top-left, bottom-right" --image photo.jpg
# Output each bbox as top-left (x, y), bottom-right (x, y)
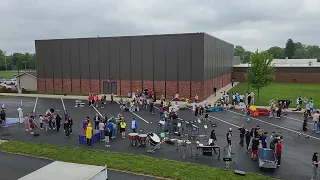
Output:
top-left (116, 102), bottom-right (149, 124)
top-left (226, 110), bottom-right (320, 141)
top-left (208, 114), bottom-right (241, 129)
top-left (131, 111), bottom-right (150, 124)
top-left (33, 97), bottom-right (38, 113)
top-left (92, 105), bottom-right (103, 118)
top-left (61, 98), bottom-right (66, 111)
top-left (284, 115), bottom-right (313, 125)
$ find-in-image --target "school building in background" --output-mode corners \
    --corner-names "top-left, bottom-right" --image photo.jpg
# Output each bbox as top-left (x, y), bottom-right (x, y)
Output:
top-left (35, 33), bottom-right (235, 100)
top-left (232, 59), bottom-right (320, 83)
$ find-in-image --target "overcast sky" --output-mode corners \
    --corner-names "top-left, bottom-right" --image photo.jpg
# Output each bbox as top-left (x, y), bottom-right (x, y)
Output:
top-left (1, 0), bottom-right (320, 54)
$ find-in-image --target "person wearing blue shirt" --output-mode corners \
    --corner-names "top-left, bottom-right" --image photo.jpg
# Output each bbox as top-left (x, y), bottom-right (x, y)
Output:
top-left (261, 132), bottom-right (267, 148)
top-left (107, 121), bottom-right (114, 140)
top-left (131, 118), bottom-right (138, 133)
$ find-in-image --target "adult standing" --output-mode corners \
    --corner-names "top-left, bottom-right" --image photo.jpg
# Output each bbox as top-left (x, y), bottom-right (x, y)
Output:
top-left (275, 140), bottom-right (282, 167)
top-left (238, 125), bottom-right (245, 147)
top-left (99, 121), bottom-right (105, 141)
top-left (17, 107), bottom-right (23, 123)
top-left (311, 152), bottom-right (320, 180)
top-left (67, 116), bottom-right (73, 134)
top-left (86, 123), bottom-right (93, 146)
top-left (120, 120), bottom-right (126, 139)
top-left (213, 86), bottom-right (217, 96)
top-left (94, 114), bottom-right (100, 130)
top-left (131, 118), bottom-right (138, 133)
top-left (24, 115), bottom-right (30, 131)
top-left (224, 128), bottom-right (232, 151)
top-left (251, 137), bottom-right (259, 161)
top-left (312, 111), bottom-right (319, 133)
top-left (56, 114), bottom-right (62, 132)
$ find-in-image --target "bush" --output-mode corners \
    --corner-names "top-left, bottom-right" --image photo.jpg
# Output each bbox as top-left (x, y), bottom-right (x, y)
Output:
top-left (1, 86), bottom-right (7, 92)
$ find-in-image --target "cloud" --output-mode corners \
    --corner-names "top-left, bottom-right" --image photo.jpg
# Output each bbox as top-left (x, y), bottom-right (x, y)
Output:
top-left (0, 0), bottom-right (319, 54)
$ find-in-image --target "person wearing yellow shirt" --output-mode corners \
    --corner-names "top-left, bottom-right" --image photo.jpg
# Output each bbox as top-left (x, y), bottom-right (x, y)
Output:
top-left (86, 123), bottom-right (93, 146)
top-left (120, 120), bottom-right (126, 139)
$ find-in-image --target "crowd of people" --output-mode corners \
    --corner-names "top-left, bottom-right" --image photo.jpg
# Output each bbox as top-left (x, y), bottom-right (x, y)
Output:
top-left (82, 112), bottom-right (139, 147)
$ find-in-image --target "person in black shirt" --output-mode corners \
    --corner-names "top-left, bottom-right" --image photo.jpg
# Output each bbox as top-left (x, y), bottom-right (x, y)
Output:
top-left (245, 130), bottom-right (251, 152)
top-left (55, 114), bottom-right (62, 132)
top-left (67, 116), bottom-right (73, 134)
top-left (312, 152), bottom-right (319, 180)
top-left (238, 125), bottom-right (246, 147)
top-left (210, 129), bottom-right (217, 154)
top-left (64, 119), bottom-right (70, 137)
top-left (302, 119), bottom-right (309, 138)
top-left (213, 87), bottom-right (217, 96)
top-left (224, 129), bottom-right (232, 150)
top-left (251, 137), bottom-right (259, 161)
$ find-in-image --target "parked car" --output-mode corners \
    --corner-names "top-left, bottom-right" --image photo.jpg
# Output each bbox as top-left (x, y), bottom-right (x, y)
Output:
top-left (4, 79), bottom-right (16, 86)
top-left (0, 83), bottom-right (12, 91)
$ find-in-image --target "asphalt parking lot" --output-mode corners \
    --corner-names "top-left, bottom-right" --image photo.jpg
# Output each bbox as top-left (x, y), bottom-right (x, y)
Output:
top-left (0, 96), bottom-right (319, 180)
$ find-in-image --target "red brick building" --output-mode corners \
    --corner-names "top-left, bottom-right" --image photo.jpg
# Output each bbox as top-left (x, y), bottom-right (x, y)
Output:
top-left (35, 33), bottom-right (234, 100)
top-left (232, 60), bottom-right (320, 83)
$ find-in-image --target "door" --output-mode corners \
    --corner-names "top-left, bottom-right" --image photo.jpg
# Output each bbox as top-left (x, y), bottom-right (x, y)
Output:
top-left (103, 81), bottom-right (110, 94)
top-left (111, 82), bottom-right (117, 94)
top-left (221, 77), bottom-right (224, 87)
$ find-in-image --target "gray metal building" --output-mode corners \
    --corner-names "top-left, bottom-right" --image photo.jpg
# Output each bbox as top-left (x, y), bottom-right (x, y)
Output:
top-left (36, 32), bottom-right (234, 99)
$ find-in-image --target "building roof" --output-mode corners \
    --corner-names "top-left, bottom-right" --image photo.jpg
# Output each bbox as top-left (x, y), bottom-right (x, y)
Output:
top-left (15, 72), bottom-right (37, 78)
top-left (234, 58), bottom-right (320, 67)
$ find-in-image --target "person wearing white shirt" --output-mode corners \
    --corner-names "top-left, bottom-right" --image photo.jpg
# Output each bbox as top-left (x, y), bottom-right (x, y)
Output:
top-left (131, 118), bottom-right (138, 133)
top-left (17, 107), bottom-right (24, 123)
top-left (99, 121), bottom-right (105, 141)
top-left (312, 111), bottom-right (320, 133)
top-left (306, 103), bottom-right (311, 117)
top-left (309, 99), bottom-right (314, 112)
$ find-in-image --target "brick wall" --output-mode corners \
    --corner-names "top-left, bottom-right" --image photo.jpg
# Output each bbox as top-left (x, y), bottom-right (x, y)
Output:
top-left (38, 74), bottom-right (231, 100)
top-left (232, 72), bottom-right (320, 83)
top-left (203, 73), bottom-right (232, 99)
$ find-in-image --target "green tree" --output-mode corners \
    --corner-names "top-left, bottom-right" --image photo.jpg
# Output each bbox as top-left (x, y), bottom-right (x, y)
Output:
top-left (245, 51), bottom-right (275, 102)
top-left (242, 51), bottom-right (252, 63)
top-left (267, 46), bottom-right (284, 59)
top-left (284, 38), bottom-right (296, 58)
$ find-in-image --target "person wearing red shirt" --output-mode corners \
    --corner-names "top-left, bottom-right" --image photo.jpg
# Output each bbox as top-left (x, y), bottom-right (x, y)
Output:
top-left (276, 140), bottom-right (282, 167)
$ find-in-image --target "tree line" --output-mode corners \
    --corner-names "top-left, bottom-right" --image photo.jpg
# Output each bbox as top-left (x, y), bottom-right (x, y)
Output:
top-left (235, 39), bottom-right (320, 63)
top-left (0, 49), bottom-right (36, 71)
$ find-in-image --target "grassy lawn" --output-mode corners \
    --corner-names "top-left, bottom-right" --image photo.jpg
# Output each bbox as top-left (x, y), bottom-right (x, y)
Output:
top-left (229, 82), bottom-right (320, 107)
top-left (0, 71), bottom-right (18, 79)
top-left (0, 141), bottom-right (274, 180)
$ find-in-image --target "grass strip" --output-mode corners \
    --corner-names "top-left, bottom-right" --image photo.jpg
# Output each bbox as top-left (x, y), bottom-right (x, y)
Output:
top-left (0, 141), bottom-right (274, 180)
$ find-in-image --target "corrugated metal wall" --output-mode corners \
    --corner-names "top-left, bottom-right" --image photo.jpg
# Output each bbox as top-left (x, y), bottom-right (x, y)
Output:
top-left (203, 33), bottom-right (234, 80)
top-left (36, 33), bottom-right (205, 82)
